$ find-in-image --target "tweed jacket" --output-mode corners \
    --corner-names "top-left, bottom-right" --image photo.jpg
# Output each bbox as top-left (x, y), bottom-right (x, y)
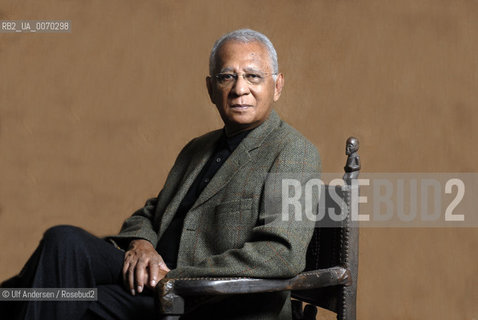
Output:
top-left (108, 110), bottom-right (320, 319)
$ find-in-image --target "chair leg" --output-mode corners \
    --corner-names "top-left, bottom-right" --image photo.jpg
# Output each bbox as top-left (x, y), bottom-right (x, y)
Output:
top-left (292, 300), bottom-right (303, 320)
top-left (303, 304), bottom-right (318, 320)
top-left (291, 300), bottom-right (317, 320)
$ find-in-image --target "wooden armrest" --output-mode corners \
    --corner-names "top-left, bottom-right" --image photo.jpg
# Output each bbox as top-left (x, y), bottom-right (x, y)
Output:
top-left (157, 266), bottom-right (351, 316)
top-left (159, 266), bottom-right (350, 296)
top-left (156, 267), bottom-right (352, 314)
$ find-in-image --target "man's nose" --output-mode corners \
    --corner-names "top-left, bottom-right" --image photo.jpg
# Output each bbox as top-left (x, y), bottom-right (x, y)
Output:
top-left (231, 75), bottom-right (250, 96)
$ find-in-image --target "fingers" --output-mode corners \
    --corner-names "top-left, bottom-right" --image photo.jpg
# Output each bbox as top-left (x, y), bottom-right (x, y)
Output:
top-left (148, 261), bottom-right (159, 288)
top-left (121, 240), bottom-right (169, 295)
top-left (146, 258), bottom-right (170, 289)
top-left (123, 248), bottom-right (145, 295)
top-left (161, 259), bottom-right (171, 273)
top-left (128, 262), bottom-right (136, 295)
top-left (122, 251), bottom-right (136, 295)
top-left (135, 258), bottom-right (147, 293)
top-left (122, 257), bottom-right (129, 285)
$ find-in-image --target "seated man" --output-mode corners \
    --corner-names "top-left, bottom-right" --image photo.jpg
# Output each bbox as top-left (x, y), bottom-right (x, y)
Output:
top-left (1, 29), bottom-right (320, 320)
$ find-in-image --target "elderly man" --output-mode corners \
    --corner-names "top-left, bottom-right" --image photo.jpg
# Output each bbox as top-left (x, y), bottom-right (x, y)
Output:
top-left (1, 29), bottom-right (320, 320)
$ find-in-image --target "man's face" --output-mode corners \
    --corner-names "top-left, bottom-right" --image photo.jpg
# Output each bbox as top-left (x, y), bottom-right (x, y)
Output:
top-left (207, 40), bottom-right (284, 135)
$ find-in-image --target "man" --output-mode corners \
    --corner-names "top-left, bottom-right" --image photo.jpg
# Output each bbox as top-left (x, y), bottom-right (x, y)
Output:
top-left (1, 29), bottom-right (320, 319)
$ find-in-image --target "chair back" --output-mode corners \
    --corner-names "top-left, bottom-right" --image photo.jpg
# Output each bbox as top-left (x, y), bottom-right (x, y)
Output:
top-left (291, 137), bottom-right (360, 320)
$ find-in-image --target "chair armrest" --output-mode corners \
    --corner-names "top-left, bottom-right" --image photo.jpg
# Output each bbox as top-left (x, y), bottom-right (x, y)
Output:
top-left (156, 266), bottom-right (351, 316)
top-left (160, 266), bottom-right (350, 296)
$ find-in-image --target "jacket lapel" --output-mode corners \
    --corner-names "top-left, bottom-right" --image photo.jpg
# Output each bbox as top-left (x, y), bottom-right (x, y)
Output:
top-left (158, 110), bottom-right (281, 236)
top-left (158, 131), bottom-right (221, 238)
top-left (191, 110), bottom-right (281, 210)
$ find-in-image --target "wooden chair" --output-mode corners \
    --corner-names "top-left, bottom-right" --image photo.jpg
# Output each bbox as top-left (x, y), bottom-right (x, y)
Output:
top-left (156, 138), bottom-right (360, 320)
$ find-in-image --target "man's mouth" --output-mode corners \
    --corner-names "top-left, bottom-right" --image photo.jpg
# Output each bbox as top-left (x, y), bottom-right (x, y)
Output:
top-left (231, 104), bottom-right (253, 110)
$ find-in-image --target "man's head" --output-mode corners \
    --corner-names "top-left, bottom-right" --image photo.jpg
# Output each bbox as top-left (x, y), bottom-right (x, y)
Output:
top-left (346, 137), bottom-right (359, 155)
top-left (206, 29), bottom-right (284, 135)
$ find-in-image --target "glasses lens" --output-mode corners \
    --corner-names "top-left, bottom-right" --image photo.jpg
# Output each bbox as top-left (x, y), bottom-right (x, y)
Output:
top-left (245, 73), bottom-right (264, 84)
top-left (215, 72), bottom-right (270, 86)
top-left (216, 73), bottom-right (235, 83)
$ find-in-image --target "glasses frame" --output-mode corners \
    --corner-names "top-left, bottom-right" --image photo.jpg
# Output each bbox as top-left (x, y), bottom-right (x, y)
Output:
top-left (213, 71), bottom-right (278, 86)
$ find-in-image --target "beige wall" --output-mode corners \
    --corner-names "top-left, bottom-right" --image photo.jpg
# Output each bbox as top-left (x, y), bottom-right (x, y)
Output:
top-left (1, 1), bottom-right (477, 319)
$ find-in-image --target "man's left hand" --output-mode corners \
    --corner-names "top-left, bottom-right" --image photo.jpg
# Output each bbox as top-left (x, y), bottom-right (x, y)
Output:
top-left (122, 239), bottom-right (170, 295)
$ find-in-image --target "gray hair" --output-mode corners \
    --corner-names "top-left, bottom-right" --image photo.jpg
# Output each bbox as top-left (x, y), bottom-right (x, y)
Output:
top-left (209, 29), bottom-right (279, 76)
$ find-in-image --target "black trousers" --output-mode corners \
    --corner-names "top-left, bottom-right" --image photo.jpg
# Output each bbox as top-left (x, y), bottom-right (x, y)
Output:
top-left (1, 225), bottom-right (156, 320)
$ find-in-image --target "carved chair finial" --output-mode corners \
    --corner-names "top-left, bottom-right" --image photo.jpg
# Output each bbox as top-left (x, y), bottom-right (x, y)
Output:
top-left (343, 136), bottom-right (360, 182)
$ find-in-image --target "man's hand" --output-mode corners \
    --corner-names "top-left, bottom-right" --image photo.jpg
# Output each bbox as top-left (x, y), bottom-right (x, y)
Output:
top-left (122, 239), bottom-right (170, 295)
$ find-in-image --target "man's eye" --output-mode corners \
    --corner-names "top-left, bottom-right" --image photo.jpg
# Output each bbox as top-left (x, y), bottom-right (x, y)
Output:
top-left (218, 74), bottom-right (235, 81)
top-left (246, 73), bottom-right (261, 79)
top-left (245, 73), bottom-right (263, 83)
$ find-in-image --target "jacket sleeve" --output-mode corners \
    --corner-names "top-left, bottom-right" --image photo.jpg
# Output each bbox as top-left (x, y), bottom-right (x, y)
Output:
top-left (105, 138), bottom-right (197, 249)
top-left (105, 196), bottom-right (160, 250)
top-left (167, 137), bottom-right (320, 279)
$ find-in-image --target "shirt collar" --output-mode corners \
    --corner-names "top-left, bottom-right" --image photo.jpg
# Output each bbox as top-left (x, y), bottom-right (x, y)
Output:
top-left (221, 128), bottom-right (252, 152)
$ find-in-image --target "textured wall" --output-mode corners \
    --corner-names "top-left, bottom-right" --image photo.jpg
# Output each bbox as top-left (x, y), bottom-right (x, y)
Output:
top-left (0, 1), bottom-right (477, 319)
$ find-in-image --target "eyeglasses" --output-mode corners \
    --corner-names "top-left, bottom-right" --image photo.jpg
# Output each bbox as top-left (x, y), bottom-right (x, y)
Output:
top-left (214, 72), bottom-right (277, 86)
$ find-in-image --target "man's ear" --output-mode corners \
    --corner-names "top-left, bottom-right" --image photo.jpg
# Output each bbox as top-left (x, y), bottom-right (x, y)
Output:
top-left (273, 73), bottom-right (284, 102)
top-left (206, 76), bottom-right (215, 104)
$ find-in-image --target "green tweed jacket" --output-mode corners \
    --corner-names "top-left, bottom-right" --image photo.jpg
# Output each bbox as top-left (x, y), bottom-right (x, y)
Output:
top-left (108, 110), bottom-right (320, 319)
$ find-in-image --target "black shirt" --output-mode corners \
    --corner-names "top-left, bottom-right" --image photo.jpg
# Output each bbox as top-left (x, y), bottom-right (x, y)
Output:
top-left (156, 129), bottom-right (251, 269)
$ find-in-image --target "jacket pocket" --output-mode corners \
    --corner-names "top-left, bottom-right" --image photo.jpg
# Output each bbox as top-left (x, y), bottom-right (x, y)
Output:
top-left (211, 198), bottom-right (254, 252)
top-left (215, 198), bottom-right (253, 217)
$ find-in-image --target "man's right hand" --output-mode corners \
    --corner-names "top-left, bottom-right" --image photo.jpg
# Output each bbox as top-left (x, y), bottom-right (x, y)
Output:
top-left (122, 239), bottom-right (170, 295)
